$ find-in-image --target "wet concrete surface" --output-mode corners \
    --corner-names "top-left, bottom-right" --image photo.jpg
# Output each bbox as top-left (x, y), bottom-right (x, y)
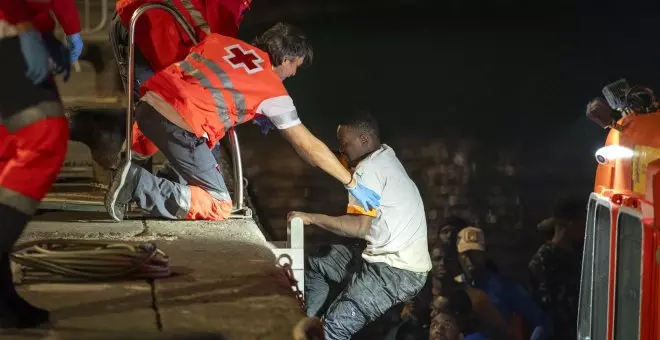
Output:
top-left (1, 211), bottom-right (303, 339)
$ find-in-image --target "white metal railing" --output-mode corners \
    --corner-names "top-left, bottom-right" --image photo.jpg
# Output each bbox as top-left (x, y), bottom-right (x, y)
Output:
top-left (78, 0), bottom-right (110, 34)
top-left (271, 217), bottom-right (305, 299)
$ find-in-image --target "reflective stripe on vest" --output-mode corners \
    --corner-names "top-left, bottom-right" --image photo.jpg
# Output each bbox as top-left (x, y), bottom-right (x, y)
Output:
top-left (0, 186), bottom-right (40, 216)
top-left (178, 52), bottom-right (249, 133)
top-left (0, 100), bottom-right (64, 133)
top-left (178, 60), bottom-right (232, 133)
top-left (165, 0), bottom-right (210, 36)
top-left (189, 53), bottom-right (247, 123)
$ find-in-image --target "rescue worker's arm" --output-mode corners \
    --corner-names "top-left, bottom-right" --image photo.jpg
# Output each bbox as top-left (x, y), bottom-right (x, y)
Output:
top-left (260, 96), bottom-right (380, 210)
top-left (51, 0), bottom-right (81, 35)
top-left (51, 0), bottom-right (83, 63)
top-left (280, 124), bottom-right (354, 186)
top-left (287, 211), bottom-right (372, 239)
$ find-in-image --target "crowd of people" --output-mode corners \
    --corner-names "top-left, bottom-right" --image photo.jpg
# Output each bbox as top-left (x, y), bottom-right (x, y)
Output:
top-left (394, 196), bottom-right (585, 340)
top-left (299, 179), bottom-right (586, 339)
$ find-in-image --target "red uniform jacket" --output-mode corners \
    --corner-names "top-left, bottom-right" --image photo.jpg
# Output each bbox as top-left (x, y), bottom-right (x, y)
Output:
top-left (30, 0), bottom-right (81, 34)
top-left (116, 0), bottom-right (249, 73)
top-left (0, 0), bottom-right (33, 25)
top-left (0, 0), bottom-right (80, 34)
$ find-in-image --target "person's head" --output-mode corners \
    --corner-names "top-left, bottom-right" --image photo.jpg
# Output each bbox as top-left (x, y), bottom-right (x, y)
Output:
top-left (430, 243), bottom-right (460, 282)
top-left (252, 22), bottom-right (313, 80)
top-left (337, 110), bottom-right (381, 166)
top-left (456, 227), bottom-right (487, 282)
top-left (438, 216), bottom-right (469, 249)
top-left (538, 197), bottom-right (586, 243)
top-left (429, 291), bottom-right (472, 340)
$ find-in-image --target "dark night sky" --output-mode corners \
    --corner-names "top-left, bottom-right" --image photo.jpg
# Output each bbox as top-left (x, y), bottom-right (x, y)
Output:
top-left (238, 0), bottom-right (660, 195)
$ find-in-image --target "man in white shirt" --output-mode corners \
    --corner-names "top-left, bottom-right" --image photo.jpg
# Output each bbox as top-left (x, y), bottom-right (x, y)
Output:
top-left (288, 111), bottom-right (431, 340)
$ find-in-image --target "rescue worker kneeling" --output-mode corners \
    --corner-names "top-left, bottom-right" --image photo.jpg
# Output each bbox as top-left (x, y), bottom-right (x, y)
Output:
top-left (105, 23), bottom-right (381, 221)
top-left (288, 112), bottom-right (432, 339)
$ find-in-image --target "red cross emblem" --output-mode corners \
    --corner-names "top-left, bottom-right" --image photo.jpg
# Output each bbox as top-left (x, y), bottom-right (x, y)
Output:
top-left (223, 44), bottom-right (264, 74)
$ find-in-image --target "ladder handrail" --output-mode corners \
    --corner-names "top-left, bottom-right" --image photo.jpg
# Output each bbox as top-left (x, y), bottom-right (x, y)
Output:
top-left (127, 2), bottom-right (245, 211)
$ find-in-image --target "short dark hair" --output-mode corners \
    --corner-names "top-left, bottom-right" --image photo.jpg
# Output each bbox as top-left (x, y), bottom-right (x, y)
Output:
top-left (338, 110), bottom-right (380, 138)
top-left (252, 22), bottom-right (313, 68)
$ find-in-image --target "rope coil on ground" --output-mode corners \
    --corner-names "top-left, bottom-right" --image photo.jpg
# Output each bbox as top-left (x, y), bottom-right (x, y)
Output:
top-left (10, 239), bottom-right (170, 284)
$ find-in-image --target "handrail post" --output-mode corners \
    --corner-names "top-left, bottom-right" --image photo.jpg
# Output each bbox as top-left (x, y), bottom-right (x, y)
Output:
top-left (126, 3), bottom-right (198, 163)
top-left (228, 128), bottom-right (244, 211)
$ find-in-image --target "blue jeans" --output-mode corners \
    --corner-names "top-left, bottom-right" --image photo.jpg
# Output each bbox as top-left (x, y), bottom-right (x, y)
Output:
top-left (305, 244), bottom-right (427, 340)
top-left (132, 102), bottom-right (230, 219)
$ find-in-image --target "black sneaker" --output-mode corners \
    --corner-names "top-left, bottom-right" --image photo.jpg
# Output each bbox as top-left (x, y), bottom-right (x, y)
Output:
top-left (105, 159), bottom-right (142, 222)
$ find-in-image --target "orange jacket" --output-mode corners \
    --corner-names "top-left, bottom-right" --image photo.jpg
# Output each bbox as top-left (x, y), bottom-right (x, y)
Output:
top-left (116, 0), bottom-right (249, 73)
top-left (142, 33), bottom-right (292, 147)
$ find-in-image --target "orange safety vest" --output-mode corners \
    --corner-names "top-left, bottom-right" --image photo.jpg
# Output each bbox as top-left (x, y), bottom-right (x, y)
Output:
top-left (141, 33), bottom-right (289, 147)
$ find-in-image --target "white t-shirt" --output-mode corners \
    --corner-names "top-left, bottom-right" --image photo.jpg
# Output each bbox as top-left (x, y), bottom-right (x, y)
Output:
top-left (347, 144), bottom-right (432, 273)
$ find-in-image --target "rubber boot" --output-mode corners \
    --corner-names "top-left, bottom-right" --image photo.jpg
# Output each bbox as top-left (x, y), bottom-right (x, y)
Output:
top-left (0, 253), bottom-right (49, 329)
top-left (0, 204), bottom-right (49, 328)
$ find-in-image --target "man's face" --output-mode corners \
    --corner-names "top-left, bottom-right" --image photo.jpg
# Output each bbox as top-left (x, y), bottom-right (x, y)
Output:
top-left (429, 312), bottom-right (462, 340)
top-left (431, 246), bottom-right (459, 280)
top-left (274, 57), bottom-right (304, 80)
top-left (458, 250), bottom-right (486, 282)
top-left (438, 225), bottom-right (457, 247)
top-left (337, 125), bottom-right (368, 164)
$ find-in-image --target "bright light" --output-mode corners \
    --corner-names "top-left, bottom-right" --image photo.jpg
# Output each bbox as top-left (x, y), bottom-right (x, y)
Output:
top-left (595, 145), bottom-right (634, 165)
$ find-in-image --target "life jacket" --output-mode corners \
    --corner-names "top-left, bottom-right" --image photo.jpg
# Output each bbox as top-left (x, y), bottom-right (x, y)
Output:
top-left (141, 33), bottom-right (290, 147)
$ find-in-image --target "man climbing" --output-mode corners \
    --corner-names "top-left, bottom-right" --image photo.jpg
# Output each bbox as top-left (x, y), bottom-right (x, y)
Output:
top-left (105, 23), bottom-right (381, 221)
top-left (288, 111), bottom-right (431, 339)
top-left (0, 0), bottom-right (77, 328)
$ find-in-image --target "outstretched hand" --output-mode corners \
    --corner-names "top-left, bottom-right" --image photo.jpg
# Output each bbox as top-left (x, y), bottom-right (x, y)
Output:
top-left (347, 183), bottom-right (381, 211)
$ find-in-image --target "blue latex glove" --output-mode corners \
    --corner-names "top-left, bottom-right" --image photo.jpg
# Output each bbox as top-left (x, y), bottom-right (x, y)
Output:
top-left (252, 115), bottom-right (276, 134)
top-left (18, 28), bottom-right (49, 84)
top-left (43, 33), bottom-right (72, 82)
top-left (66, 33), bottom-right (83, 63)
top-left (347, 183), bottom-right (381, 211)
